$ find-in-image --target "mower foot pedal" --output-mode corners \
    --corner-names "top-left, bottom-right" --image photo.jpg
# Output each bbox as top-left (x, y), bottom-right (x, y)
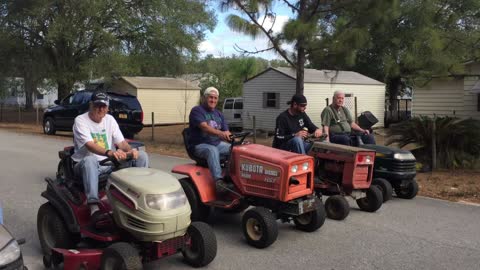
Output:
top-left (209, 200), bottom-right (237, 208)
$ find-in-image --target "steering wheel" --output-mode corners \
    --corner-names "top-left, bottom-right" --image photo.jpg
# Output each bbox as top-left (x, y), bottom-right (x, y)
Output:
top-left (99, 153), bottom-right (133, 168)
top-left (230, 131), bottom-right (252, 146)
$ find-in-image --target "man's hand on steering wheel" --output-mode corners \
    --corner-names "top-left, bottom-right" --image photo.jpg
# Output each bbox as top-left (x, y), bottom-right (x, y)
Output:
top-left (295, 130), bottom-right (308, 139)
top-left (219, 130), bottom-right (232, 142)
top-left (108, 149), bottom-right (127, 161)
top-left (127, 149), bottom-right (139, 160)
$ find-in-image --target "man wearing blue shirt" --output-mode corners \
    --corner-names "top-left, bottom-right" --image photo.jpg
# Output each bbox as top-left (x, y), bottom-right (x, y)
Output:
top-left (189, 87), bottom-right (232, 192)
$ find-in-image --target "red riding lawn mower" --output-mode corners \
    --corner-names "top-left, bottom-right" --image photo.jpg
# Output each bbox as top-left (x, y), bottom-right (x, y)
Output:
top-left (37, 143), bottom-right (217, 270)
top-left (308, 141), bottom-right (383, 221)
top-left (172, 129), bottom-right (326, 249)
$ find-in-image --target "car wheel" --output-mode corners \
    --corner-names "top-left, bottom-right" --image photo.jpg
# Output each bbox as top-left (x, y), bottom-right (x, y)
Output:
top-left (43, 117), bottom-right (56, 135)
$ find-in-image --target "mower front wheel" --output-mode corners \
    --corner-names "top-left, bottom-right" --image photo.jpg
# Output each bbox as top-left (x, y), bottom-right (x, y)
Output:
top-left (293, 202), bottom-right (326, 232)
top-left (356, 186), bottom-right (383, 212)
top-left (325, 195), bottom-right (350, 220)
top-left (182, 222), bottom-right (217, 267)
top-left (180, 178), bottom-right (210, 222)
top-left (395, 180), bottom-right (419, 199)
top-left (372, 178), bottom-right (393, 202)
top-left (242, 207), bottom-right (278, 249)
top-left (100, 242), bottom-right (142, 270)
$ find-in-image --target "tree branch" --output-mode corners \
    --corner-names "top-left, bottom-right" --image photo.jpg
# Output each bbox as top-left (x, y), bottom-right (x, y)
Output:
top-left (283, 0), bottom-right (299, 12)
top-left (233, 44), bottom-right (275, 55)
top-left (233, 0), bottom-right (295, 67)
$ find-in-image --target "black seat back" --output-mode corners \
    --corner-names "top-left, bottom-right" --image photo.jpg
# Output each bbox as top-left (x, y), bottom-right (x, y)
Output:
top-left (58, 147), bottom-right (109, 191)
top-left (182, 128), bottom-right (209, 167)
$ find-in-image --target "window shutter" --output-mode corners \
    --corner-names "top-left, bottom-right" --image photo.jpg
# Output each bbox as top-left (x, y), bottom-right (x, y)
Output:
top-left (276, 93), bottom-right (280, 109)
top-left (263, 92), bottom-right (267, 108)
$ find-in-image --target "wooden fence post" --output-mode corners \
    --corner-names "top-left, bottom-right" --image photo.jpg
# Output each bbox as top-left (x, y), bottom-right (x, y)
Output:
top-left (253, 115), bottom-right (256, 144)
top-left (432, 114), bottom-right (437, 170)
top-left (354, 96), bottom-right (358, 122)
top-left (18, 104), bottom-right (21, 123)
top-left (151, 112), bottom-right (155, 141)
top-left (36, 105), bottom-right (39, 125)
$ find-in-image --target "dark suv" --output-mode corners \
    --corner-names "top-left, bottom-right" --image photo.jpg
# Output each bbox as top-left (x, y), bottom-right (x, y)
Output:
top-left (43, 90), bottom-right (143, 138)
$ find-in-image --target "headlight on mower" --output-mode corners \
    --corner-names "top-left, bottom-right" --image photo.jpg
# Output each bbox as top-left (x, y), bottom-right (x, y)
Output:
top-left (291, 165), bottom-right (298, 173)
top-left (0, 240), bottom-right (21, 266)
top-left (302, 162), bottom-right (309, 171)
top-left (146, 189), bottom-right (187, 211)
top-left (393, 153), bottom-right (415, 160)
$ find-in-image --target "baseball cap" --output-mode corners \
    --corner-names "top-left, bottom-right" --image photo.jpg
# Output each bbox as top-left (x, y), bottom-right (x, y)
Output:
top-left (204, 86), bottom-right (219, 97)
top-left (91, 91), bottom-right (110, 106)
top-left (287, 94), bottom-right (307, 105)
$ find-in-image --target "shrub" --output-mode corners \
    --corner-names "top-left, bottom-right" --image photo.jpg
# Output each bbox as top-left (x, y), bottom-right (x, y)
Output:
top-left (387, 116), bottom-right (480, 168)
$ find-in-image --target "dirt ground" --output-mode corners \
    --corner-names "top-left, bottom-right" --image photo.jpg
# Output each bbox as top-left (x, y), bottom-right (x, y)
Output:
top-left (1, 122), bottom-right (479, 204)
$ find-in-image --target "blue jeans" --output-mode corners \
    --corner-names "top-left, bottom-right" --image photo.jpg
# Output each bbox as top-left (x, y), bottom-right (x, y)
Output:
top-left (280, 136), bottom-right (312, 154)
top-left (74, 151), bottom-right (149, 204)
top-left (194, 142), bottom-right (230, 181)
top-left (330, 133), bottom-right (376, 146)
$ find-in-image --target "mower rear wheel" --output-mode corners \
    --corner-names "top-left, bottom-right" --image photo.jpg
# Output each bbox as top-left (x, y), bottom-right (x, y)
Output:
top-left (180, 178), bottom-right (210, 222)
top-left (100, 242), bottom-right (142, 270)
top-left (395, 180), bottom-right (419, 199)
top-left (293, 202), bottom-right (326, 232)
top-left (242, 207), bottom-right (278, 249)
top-left (325, 195), bottom-right (350, 220)
top-left (182, 222), bottom-right (217, 267)
top-left (372, 178), bottom-right (393, 202)
top-left (37, 203), bottom-right (79, 265)
top-left (356, 186), bottom-right (383, 212)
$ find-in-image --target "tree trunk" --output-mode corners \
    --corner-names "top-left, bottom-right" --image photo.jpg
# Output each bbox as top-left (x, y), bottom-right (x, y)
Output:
top-left (23, 69), bottom-right (39, 110)
top-left (296, 46), bottom-right (305, 95)
top-left (57, 79), bottom-right (74, 100)
top-left (387, 77), bottom-right (402, 112)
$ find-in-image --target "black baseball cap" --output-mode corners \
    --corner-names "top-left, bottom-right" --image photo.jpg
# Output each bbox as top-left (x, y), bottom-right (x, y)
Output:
top-left (287, 94), bottom-right (307, 105)
top-left (91, 92), bottom-right (110, 106)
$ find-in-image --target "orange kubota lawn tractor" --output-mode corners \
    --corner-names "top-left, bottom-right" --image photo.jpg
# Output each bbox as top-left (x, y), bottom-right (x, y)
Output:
top-left (172, 129), bottom-right (326, 249)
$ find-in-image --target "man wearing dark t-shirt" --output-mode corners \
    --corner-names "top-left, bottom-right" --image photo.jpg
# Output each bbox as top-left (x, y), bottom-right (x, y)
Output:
top-left (189, 86), bottom-right (232, 192)
top-left (272, 94), bottom-right (323, 154)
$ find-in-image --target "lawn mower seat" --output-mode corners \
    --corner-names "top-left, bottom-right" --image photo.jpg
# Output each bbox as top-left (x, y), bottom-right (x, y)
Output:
top-left (182, 128), bottom-right (228, 168)
top-left (58, 147), bottom-right (109, 191)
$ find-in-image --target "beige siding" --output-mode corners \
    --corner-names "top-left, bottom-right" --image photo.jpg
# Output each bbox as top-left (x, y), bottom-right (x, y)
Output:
top-left (138, 89), bottom-right (200, 125)
top-left (242, 70), bottom-right (296, 131)
top-left (462, 76), bottom-right (480, 120)
top-left (304, 83), bottom-right (386, 128)
top-left (242, 69), bottom-right (385, 132)
top-left (111, 80), bottom-right (137, 96)
top-left (413, 78), bottom-right (464, 117)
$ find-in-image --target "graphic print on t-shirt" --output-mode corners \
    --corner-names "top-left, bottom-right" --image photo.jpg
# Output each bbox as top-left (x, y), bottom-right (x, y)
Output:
top-left (299, 118), bottom-right (304, 127)
top-left (206, 113), bottom-right (221, 130)
top-left (91, 131), bottom-right (110, 150)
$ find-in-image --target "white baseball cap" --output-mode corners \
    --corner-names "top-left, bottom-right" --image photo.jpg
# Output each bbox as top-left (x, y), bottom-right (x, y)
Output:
top-left (204, 86), bottom-right (219, 97)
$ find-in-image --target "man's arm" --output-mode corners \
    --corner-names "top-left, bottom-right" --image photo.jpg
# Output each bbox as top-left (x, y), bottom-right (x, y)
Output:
top-left (304, 114), bottom-right (322, 137)
top-left (199, 122), bottom-right (231, 141)
top-left (351, 122), bottom-right (369, 134)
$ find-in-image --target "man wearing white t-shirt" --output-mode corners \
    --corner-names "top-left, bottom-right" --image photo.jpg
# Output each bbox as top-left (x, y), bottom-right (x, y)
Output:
top-left (72, 92), bottom-right (148, 222)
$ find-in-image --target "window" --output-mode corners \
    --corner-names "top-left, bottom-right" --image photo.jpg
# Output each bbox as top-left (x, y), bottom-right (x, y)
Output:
top-left (263, 92), bottom-right (279, 108)
top-left (36, 93), bottom-right (44, 99)
top-left (72, 91), bottom-right (93, 105)
top-left (224, 99), bottom-right (234, 110)
top-left (62, 94), bottom-right (74, 106)
top-left (234, 100), bottom-right (243, 109)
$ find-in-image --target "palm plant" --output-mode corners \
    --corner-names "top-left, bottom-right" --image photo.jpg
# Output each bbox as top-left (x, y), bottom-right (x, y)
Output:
top-left (387, 116), bottom-right (480, 169)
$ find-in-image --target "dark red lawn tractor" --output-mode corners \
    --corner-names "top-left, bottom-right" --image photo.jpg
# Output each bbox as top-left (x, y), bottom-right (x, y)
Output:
top-left (308, 141), bottom-right (383, 221)
top-left (37, 144), bottom-right (217, 269)
top-left (172, 129), bottom-right (326, 249)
